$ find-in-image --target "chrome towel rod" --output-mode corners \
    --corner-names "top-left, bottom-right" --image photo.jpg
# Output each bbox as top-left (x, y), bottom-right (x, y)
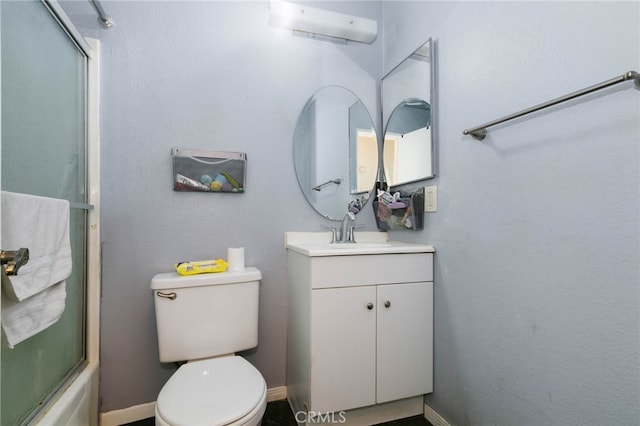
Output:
top-left (463, 70), bottom-right (640, 140)
top-left (312, 178), bottom-right (341, 191)
top-left (89, 0), bottom-right (113, 29)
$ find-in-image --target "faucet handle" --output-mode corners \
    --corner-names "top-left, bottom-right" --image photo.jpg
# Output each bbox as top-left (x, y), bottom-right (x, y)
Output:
top-left (349, 224), bottom-right (365, 242)
top-left (320, 225), bottom-right (337, 243)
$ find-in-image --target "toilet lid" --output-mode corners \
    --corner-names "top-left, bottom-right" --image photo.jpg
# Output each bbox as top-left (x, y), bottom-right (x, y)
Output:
top-left (157, 356), bottom-right (266, 426)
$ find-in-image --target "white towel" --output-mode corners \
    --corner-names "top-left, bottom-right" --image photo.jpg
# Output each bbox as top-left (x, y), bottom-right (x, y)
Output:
top-left (1, 281), bottom-right (66, 348)
top-left (1, 191), bottom-right (72, 301)
top-left (1, 191), bottom-right (72, 348)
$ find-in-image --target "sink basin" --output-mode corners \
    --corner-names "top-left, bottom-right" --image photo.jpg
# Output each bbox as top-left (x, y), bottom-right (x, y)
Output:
top-left (285, 232), bottom-right (434, 257)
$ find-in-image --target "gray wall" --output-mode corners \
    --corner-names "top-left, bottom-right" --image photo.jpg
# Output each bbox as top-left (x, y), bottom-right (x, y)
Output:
top-left (62, 1), bottom-right (640, 424)
top-left (383, 2), bottom-right (639, 425)
top-left (61, 0), bottom-right (382, 412)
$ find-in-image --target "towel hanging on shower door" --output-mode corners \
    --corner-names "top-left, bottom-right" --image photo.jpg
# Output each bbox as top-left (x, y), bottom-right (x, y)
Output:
top-left (0, 191), bottom-right (72, 348)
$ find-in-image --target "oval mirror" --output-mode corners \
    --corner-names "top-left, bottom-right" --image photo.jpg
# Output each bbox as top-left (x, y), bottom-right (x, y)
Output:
top-left (382, 38), bottom-right (436, 187)
top-left (293, 86), bottom-right (378, 220)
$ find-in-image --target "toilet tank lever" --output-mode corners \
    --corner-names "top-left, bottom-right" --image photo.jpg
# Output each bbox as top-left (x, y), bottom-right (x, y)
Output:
top-left (157, 291), bottom-right (177, 300)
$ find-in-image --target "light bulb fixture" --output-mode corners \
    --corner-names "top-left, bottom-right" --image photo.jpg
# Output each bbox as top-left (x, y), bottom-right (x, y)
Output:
top-left (268, 0), bottom-right (377, 44)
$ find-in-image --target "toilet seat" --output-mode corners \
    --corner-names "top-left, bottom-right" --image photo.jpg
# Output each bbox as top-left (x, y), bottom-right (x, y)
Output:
top-left (156, 356), bottom-right (267, 426)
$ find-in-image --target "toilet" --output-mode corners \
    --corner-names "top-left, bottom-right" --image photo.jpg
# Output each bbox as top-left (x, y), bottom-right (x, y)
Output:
top-left (151, 267), bottom-right (267, 426)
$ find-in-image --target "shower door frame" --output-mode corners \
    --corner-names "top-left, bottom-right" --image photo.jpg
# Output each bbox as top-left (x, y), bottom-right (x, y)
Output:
top-left (0, 0), bottom-right (101, 423)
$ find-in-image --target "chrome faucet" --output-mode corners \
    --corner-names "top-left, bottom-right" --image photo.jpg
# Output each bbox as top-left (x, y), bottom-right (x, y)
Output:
top-left (337, 212), bottom-right (356, 243)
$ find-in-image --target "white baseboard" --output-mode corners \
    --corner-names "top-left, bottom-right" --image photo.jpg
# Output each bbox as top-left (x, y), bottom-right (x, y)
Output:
top-left (99, 386), bottom-right (288, 425)
top-left (267, 385), bottom-right (287, 402)
top-left (306, 396), bottom-right (423, 426)
top-left (424, 403), bottom-right (452, 426)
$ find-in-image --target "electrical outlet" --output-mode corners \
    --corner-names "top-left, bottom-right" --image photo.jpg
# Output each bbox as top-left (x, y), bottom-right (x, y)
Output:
top-left (425, 185), bottom-right (437, 212)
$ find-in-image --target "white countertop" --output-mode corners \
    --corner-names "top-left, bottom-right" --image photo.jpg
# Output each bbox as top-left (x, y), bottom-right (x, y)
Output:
top-left (285, 232), bottom-right (435, 257)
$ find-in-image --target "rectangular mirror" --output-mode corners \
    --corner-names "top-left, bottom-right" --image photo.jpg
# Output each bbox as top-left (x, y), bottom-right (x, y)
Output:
top-left (381, 38), bottom-right (436, 187)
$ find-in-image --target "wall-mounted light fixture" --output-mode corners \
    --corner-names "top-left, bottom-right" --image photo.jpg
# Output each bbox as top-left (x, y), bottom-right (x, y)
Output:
top-left (268, 0), bottom-right (377, 44)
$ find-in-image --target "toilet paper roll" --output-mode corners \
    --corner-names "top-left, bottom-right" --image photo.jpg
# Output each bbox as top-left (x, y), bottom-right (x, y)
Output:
top-left (227, 247), bottom-right (245, 272)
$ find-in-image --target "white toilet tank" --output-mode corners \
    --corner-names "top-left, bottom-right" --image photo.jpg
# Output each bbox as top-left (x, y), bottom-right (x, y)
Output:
top-left (151, 267), bottom-right (261, 363)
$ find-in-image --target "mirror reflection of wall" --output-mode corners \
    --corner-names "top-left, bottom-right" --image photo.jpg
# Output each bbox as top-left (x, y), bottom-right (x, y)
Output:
top-left (354, 130), bottom-right (377, 193)
top-left (383, 99), bottom-right (432, 185)
top-left (293, 86), bottom-right (378, 220)
top-left (385, 128), bottom-right (432, 184)
top-left (381, 39), bottom-right (436, 187)
top-left (349, 101), bottom-right (378, 194)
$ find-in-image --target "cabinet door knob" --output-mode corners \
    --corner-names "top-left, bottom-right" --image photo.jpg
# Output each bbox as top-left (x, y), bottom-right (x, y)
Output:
top-left (366, 302), bottom-right (374, 310)
top-left (384, 300), bottom-right (391, 308)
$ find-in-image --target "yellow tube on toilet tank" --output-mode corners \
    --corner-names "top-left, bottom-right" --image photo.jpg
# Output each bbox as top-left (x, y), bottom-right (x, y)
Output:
top-left (174, 259), bottom-right (228, 276)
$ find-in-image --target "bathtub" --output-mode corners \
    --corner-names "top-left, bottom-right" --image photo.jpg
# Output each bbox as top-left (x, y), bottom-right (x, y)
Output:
top-left (32, 361), bottom-right (99, 426)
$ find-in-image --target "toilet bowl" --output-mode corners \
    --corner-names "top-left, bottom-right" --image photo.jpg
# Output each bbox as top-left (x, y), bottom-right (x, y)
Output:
top-left (155, 356), bottom-right (267, 426)
top-left (151, 268), bottom-right (266, 426)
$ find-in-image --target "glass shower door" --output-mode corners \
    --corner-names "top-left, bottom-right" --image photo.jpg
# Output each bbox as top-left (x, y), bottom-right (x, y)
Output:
top-left (1, 1), bottom-right (89, 424)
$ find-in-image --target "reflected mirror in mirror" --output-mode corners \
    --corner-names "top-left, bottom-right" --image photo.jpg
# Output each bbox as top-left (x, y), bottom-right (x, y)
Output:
top-left (383, 99), bottom-right (431, 187)
top-left (293, 86), bottom-right (378, 220)
top-left (382, 38), bottom-right (436, 187)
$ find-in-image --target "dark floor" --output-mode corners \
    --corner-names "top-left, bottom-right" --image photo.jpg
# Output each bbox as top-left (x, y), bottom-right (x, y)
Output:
top-left (125, 399), bottom-right (432, 425)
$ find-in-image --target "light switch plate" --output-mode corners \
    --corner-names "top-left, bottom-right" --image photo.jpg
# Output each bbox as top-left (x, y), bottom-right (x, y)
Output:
top-left (425, 185), bottom-right (437, 212)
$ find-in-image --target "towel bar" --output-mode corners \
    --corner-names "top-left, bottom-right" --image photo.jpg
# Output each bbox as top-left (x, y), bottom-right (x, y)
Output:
top-left (1, 248), bottom-right (30, 276)
top-left (312, 178), bottom-right (342, 191)
top-left (463, 70), bottom-right (640, 140)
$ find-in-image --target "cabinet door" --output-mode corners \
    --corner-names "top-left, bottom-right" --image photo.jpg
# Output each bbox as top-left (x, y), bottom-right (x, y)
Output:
top-left (311, 286), bottom-right (377, 412)
top-left (376, 282), bottom-right (433, 403)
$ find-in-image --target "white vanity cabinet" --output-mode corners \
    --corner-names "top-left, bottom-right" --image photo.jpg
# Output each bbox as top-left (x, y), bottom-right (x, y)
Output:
top-left (311, 281), bottom-right (433, 412)
top-left (286, 236), bottom-right (434, 423)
